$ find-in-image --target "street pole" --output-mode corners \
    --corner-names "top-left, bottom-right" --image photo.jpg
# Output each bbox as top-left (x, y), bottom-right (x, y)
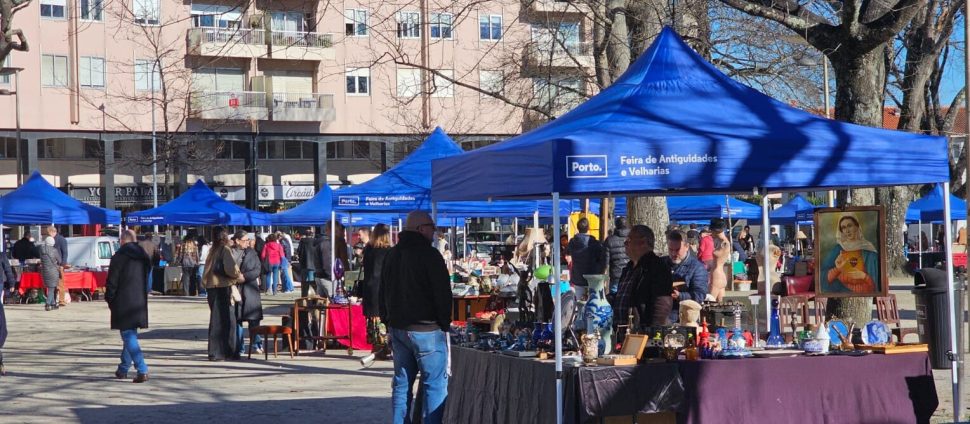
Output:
top-left (151, 60), bottom-right (158, 233)
top-left (823, 56), bottom-right (835, 207)
top-left (960, 1), bottom-right (970, 420)
top-left (14, 69), bottom-right (21, 186)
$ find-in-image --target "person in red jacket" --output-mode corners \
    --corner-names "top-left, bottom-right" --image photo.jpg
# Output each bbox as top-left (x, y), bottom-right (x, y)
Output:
top-left (260, 234), bottom-right (285, 295)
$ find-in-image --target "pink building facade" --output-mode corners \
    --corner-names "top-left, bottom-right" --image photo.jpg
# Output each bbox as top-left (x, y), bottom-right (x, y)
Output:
top-left (0, 0), bottom-right (592, 211)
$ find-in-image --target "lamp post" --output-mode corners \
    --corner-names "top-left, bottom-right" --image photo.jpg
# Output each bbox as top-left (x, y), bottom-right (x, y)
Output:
top-left (0, 66), bottom-right (24, 185)
top-left (150, 60), bottom-right (158, 233)
top-left (797, 55), bottom-right (834, 206)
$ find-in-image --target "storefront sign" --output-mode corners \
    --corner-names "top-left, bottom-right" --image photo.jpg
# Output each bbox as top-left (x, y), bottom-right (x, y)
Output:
top-left (71, 186), bottom-right (170, 206)
top-left (257, 185), bottom-right (316, 201)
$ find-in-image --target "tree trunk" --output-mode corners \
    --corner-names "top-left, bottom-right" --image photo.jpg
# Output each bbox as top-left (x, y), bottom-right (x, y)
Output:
top-left (627, 196), bottom-right (669, 255)
top-left (825, 45), bottom-right (888, 326)
top-left (606, 0), bottom-right (630, 80)
top-left (878, 185), bottom-right (915, 277)
top-left (592, 1), bottom-right (611, 87)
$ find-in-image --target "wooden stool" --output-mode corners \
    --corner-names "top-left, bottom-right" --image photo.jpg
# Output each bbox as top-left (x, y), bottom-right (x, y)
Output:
top-left (249, 325), bottom-right (295, 360)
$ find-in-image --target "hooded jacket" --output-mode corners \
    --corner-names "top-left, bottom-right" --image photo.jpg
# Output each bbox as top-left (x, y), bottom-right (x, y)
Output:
top-left (568, 233), bottom-right (606, 286)
top-left (604, 227), bottom-right (630, 282)
top-left (380, 231), bottom-right (452, 332)
top-left (105, 242), bottom-right (151, 330)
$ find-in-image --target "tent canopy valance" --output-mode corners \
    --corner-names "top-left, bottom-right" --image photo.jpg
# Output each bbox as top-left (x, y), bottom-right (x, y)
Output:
top-left (0, 172), bottom-right (121, 224)
top-left (127, 180), bottom-right (271, 226)
top-left (906, 184), bottom-right (967, 222)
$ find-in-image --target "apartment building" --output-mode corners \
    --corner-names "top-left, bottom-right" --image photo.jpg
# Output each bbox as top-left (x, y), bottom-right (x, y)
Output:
top-left (0, 0), bottom-right (593, 212)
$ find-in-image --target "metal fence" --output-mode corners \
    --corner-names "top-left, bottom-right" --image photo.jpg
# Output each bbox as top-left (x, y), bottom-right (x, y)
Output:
top-left (271, 93), bottom-right (334, 110)
top-left (189, 27), bottom-right (265, 46)
top-left (269, 31), bottom-right (333, 48)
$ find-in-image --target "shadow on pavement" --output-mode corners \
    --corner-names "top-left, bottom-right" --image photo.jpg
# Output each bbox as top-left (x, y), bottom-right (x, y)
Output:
top-left (70, 396), bottom-right (391, 424)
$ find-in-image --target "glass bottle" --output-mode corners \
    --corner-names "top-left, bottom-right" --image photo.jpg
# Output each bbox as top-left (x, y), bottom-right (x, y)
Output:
top-left (684, 335), bottom-right (699, 361)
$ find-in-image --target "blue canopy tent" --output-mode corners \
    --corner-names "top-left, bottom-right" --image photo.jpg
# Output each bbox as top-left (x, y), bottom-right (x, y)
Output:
top-left (667, 195), bottom-right (761, 221)
top-left (769, 195), bottom-right (815, 225)
top-left (431, 27), bottom-right (956, 421)
top-left (0, 171), bottom-right (120, 224)
top-left (908, 184), bottom-right (967, 221)
top-left (127, 180), bottom-right (272, 226)
top-left (271, 185), bottom-right (333, 226)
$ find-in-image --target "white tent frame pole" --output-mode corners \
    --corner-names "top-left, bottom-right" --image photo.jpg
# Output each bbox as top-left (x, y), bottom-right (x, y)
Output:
top-left (943, 181), bottom-right (961, 422)
top-left (918, 219), bottom-right (923, 267)
top-left (761, 191), bottom-right (771, 334)
top-left (534, 209), bottom-right (540, 266)
top-left (551, 192), bottom-right (563, 424)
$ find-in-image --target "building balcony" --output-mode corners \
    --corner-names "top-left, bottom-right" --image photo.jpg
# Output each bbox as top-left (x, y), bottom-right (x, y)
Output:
top-left (525, 42), bottom-right (594, 69)
top-left (190, 91), bottom-right (269, 121)
top-left (186, 27), bottom-right (266, 58)
top-left (268, 31), bottom-right (335, 60)
top-left (521, 0), bottom-right (588, 14)
top-left (271, 93), bottom-right (335, 122)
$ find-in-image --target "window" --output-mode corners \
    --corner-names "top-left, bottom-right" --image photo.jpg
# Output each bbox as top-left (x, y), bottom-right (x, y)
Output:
top-left (134, 59), bottom-right (161, 91)
top-left (532, 22), bottom-right (581, 54)
top-left (80, 0), bottom-right (102, 21)
top-left (192, 67), bottom-right (244, 92)
top-left (41, 54), bottom-right (68, 87)
top-left (397, 11), bottom-right (420, 38)
top-left (133, 0), bottom-right (159, 25)
top-left (284, 140), bottom-right (304, 159)
top-left (0, 56), bottom-right (10, 85)
top-left (327, 141), bottom-right (372, 159)
top-left (79, 56), bottom-right (105, 88)
top-left (396, 68), bottom-right (421, 98)
top-left (479, 70), bottom-right (503, 96)
top-left (345, 9), bottom-right (367, 36)
top-left (533, 77), bottom-right (584, 114)
top-left (346, 68), bottom-right (370, 95)
top-left (352, 140), bottom-right (370, 158)
top-left (97, 242), bottom-right (114, 259)
top-left (41, 0), bottom-right (65, 18)
top-left (83, 139), bottom-right (101, 158)
top-left (479, 14), bottom-right (502, 40)
top-left (271, 11), bottom-right (305, 32)
top-left (430, 13), bottom-right (452, 39)
top-left (191, 4), bottom-right (241, 28)
top-left (431, 69), bottom-right (453, 98)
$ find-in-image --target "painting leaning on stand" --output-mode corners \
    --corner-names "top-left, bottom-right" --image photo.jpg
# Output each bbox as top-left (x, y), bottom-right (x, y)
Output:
top-left (815, 206), bottom-right (887, 298)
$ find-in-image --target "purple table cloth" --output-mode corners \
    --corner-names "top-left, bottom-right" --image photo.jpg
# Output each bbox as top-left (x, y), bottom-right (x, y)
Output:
top-left (677, 353), bottom-right (938, 424)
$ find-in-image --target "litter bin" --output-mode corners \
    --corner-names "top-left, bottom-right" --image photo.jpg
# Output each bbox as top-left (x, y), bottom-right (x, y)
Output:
top-left (913, 268), bottom-right (965, 369)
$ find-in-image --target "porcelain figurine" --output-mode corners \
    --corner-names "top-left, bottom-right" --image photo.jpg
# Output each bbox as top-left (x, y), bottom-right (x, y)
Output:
top-left (582, 274), bottom-right (614, 355)
top-left (581, 333), bottom-right (600, 365)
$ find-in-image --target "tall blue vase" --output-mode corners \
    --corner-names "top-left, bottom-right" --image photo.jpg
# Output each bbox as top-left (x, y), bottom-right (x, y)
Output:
top-left (582, 274), bottom-right (613, 355)
top-left (767, 296), bottom-right (785, 347)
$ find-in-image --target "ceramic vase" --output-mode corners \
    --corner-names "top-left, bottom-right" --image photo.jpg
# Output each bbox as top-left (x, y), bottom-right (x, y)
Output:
top-left (541, 323), bottom-right (554, 349)
top-left (583, 274), bottom-right (614, 355)
top-left (532, 322), bottom-right (544, 348)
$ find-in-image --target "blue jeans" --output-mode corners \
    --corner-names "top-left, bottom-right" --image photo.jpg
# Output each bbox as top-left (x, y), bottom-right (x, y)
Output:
top-left (280, 257), bottom-right (294, 292)
top-left (236, 321), bottom-right (262, 355)
top-left (118, 329), bottom-right (148, 375)
top-left (390, 328), bottom-right (449, 424)
top-left (265, 265), bottom-right (280, 295)
top-left (196, 267), bottom-right (207, 295)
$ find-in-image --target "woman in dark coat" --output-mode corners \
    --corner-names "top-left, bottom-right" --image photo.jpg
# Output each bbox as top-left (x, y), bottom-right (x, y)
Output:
top-left (38, 237), bottom-right (62, 311)
top-left (0, 251), bottom-right (14, 376)
top-left (202, 227), bottom-right (243, 361)
top-left (232, 231), bottom-right (263, 354)
top-left (361, 224), bottom-right (391, 360)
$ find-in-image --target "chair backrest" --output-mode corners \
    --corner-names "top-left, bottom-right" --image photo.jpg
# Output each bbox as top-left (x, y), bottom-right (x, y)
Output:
top-left (874, 294), bottom-right (901, 327)
top-left (813, 297), bottom-right (828, 325)
top-left (778, 295), bottom-right (809, 334)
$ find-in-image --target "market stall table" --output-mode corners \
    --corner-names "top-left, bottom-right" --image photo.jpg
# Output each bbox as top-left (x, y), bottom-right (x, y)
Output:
top-left (325, 303), bottom-right (371, 351)
top-left (18, 271), bottom-right (108, 300)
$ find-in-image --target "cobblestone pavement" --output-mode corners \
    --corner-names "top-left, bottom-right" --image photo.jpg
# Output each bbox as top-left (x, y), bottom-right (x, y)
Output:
top-left (0, 278), bottom-right (967, 423)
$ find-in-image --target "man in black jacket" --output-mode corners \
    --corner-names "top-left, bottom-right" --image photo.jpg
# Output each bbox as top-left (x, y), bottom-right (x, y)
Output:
top-left (612, 225), bottom-right (673, 330)
top-left (380, 211), bottom-right (451, 424)
top-left (0, 248), bottom-right (17, 376)
top-left (603, 217), bottom-right (630, 295)
top-left (105, 230), bottom-right (151, 383)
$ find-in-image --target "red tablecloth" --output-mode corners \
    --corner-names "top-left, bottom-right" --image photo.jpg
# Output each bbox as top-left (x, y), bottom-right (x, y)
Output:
top-left (325, 303), bottom-right (372, 351)
top-left (18, 271), bottom-right (108, 294)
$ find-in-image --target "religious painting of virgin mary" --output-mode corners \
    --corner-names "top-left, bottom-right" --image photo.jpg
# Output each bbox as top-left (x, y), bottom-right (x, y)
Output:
top-left (814, 206), bottom-right (888, 298)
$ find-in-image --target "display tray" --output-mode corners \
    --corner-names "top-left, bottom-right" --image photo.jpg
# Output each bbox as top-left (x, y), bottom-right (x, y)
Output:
top-left (501, 350), bottom-right (538, 358)
top-left (752, 349), bottom-right (802, 358)
top-left (596, 354), bottom-right (638, 366)
top-left (855, 343), bottom-right (929, 354)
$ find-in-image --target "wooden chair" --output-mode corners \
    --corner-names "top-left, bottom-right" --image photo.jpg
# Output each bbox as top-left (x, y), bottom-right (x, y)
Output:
top-left (874, 294), bottom-right (920, 343)
top-left (778, 295), bottom-right (810, 341)
top-left (813, 297), bottom-right (828, 325)
top-left (249, 325), bottom-right (294, 360)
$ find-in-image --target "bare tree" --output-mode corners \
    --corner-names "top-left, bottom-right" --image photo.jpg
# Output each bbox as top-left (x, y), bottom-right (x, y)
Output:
top-left (0, 0), bottom-right (29, 64)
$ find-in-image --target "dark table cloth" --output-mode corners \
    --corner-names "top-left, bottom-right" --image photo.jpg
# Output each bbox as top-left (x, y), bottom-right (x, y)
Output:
top-left (564, 361), bottom-right (684, 424)
top-left (677, 353), bottom-right (938, 424)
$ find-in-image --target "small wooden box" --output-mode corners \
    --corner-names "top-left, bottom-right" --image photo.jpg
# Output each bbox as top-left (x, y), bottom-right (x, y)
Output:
top-left (597, 355), bottom-right (638, 366)
top-left (870, 343), bottom-right (928, 354)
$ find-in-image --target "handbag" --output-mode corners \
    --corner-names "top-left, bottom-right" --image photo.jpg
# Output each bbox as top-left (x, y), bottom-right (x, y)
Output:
top-left (230, 284), bottom-right (242, 304)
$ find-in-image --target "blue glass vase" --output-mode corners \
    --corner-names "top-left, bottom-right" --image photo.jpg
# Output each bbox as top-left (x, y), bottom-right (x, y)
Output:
top-left (532, 323), bottom-right (544, 348)
top-left (766, 297), bottom-right (786, 348)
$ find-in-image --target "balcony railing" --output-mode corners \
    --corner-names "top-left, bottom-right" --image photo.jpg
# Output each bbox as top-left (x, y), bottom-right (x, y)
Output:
top-left (269, 30), bottom-right (333, 48)
top-left (271, 92), bottom-right (335, 121)
top-left (189, 27), bottom-right (265, 46)
top-left (191, 91), bottom-right (268, 120)
top-left (532, 41), bottom-right (592, 58)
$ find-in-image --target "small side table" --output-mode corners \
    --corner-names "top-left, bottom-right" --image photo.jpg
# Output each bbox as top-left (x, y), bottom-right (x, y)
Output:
top-left (293, 297), bottom-right (354, 356)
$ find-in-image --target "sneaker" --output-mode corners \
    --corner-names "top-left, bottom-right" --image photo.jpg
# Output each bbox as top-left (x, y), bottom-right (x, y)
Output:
top-left (198, 293), bottom-right (207, 298)
top-left (255, 347), bottom-right (264, 354)
top-left (132, 373), bottom-right (149, 383)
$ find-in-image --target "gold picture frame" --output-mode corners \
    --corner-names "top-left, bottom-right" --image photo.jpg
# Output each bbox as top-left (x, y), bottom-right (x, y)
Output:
top-left (813, 206), bottom-right (888, 298)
